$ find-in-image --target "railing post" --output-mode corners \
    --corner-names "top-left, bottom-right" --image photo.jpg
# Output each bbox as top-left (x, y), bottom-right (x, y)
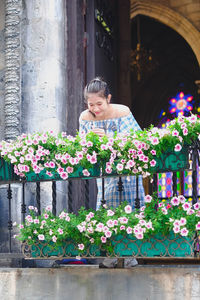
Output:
top-left (135, 176), bottom-right (140, 209)
top-left (85, 179), bottom-right (90, 209)
top-left (52, 181), bottom-right (56, 215)
top-left (172, 172), bottom-right (177, 196)
top-left (152, 173), bottom-right (158, 195)
top-left (152, 174), bottom-right (158, 210)
top-left (117, 176), bottom-right (124, 204)
top-left (36, 182), bottom-right (41, 215)
top-left (7, 184), bottom-right (12, 253)
top-left (190, 143), bottom-right (199, 205)
top-left (21, 181), bottom-right (26, 223)
top-left (101, 177), bottom-right (106, 206)
top-left (192, 167), bottom-right (198, 205)
top-left (68, 180), bottom-right (73, 212)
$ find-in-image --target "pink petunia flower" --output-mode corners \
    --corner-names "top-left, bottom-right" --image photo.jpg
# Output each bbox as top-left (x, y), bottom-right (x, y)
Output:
top-left (52, 235), bottom-right (57, 243)
top-left (150, 137), bottom-right (159, 145)
top-left (183, 128), bottom-right (188, 136)
top-left (135, 233), bottom-right (144, 239)
top-left (151, 150), bottom-right (156, 155)
top-left (60, 172), bottom-right (68, 180)
top-left (172, 130), bottom-right (179, 136)
top-left (78, 243), bottom-right (85, 250)
top-left (178, 195), bottom-right (186, 203)
top-left (173, 226), bottom-right (180, 234)
top-left (66, 166), bottom-right (74, 173)
top-left (124, 205), bottom-right (132, 214)
top-left (120, 225), bottom-right (126, 230)
top-left (150, 159), bottom-right (156, 167)
top-left (196, 222), bottom-right (200, 230)
top-left (38, 234), bottom-right (45, 241)
top-left (182, 202), bottom-right (191, 211)
top-left (116, 163), bottom-right (123, 171)
top-left (46, 205), bottom-right (52, 211)
top-left (58, 228), bottom-right (63, 234)
top-left (106, 219), bottom-right (114, 228)
top-left (144, 195), bottom-right (152, 203)
top-left (105, 231), bottom-right (112, 238)
top-left (174, 144), bottom-right (182, 152)
top-left (194, 203), bottom-right (200, 210)
top-left (171, 197), bottom-right (180, 206)
top-left (101, 236), bottom-right (107, 243)
top-left (126, 227), bottom-right (132, 234)
top-left (180, 217), bottom-right (187, 225)
top-left (106, 210), bottom-right (114, 218)
top-left (180, 227), bottom-right (188, 237)
top-left (82, 169), bottom-right (90, 177)
top-left (34, 219), bottom-right (39, 224)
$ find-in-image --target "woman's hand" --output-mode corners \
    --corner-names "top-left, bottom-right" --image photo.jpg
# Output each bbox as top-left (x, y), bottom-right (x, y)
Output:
top-left (91, 127), bottom-right (105, 137)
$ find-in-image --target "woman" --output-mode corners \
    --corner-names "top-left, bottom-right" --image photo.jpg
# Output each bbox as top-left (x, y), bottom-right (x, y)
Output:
top-left (79, 77), bottom-right (145, 210)
top-left (79, 77), bottom-right (145, 268)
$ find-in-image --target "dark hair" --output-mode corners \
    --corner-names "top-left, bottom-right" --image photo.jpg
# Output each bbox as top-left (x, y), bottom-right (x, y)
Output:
top-left (84, 77), bottom-right (110, 101)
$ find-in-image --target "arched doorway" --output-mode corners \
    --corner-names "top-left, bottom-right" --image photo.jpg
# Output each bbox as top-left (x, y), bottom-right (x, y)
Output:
top-left (129, 2), bottom-right (200, 201)
top-left (130, 0), bottom-right (200, 66)
top-left (130, 15), bottom-right (200, 128)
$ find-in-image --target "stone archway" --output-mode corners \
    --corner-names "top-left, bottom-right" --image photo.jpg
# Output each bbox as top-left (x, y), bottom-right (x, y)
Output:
top-left (130, 0), bottom-right (200, 66)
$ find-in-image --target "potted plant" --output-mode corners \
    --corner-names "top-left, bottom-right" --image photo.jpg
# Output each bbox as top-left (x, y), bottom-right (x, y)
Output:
top-left (15, 194), bottom-right (199, 259)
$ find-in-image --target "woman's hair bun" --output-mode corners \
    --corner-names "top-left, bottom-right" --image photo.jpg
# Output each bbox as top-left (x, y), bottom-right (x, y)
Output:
top-left (84, 76), bottom-right (110, 100)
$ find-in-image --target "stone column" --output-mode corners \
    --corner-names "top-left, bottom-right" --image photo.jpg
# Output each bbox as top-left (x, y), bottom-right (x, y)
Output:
top-left (20, 0), bottom-right (68, 213)
top-left (0, 0), bottom-right (22, 254)
top-left (0, 0), bottom-right (5, 140)
top-left (0, 0), bottom-right (68, 255)
top-left (4, 0), bottom-right (22, 140)
top-left (21, 0), bottom-right (67, 134)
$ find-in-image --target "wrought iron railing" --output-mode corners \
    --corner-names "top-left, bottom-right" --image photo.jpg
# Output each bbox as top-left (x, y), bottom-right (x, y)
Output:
top-left (0, 143), bottom-right (199, 255)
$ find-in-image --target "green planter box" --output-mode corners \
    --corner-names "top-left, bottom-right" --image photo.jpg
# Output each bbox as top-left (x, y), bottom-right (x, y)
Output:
top-left (102, 147), bottom-right (189, 177)
top-left (0, 158), bottom-right (20, 183)
top-left (151, 147), bottom-right (189, 173)
top-left (23, 240), bottom-right (102, 259)
top-left (25, 164), bottom-right (100, 182)
top-left (110, 232), bottom-right (194, 257)
top-left (22, 232), bottom-right (195, 259)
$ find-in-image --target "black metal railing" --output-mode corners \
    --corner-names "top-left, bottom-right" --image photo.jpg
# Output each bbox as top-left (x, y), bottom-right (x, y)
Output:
top-left (0, 144), bottom-right (200, 253)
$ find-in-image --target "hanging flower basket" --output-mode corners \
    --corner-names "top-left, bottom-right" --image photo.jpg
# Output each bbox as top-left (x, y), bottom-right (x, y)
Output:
top-left (22, 232), bottom-right (195, 259)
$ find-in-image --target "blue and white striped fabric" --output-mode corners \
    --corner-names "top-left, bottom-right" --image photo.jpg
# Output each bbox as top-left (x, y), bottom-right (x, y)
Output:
top-left (79, 112), bottom-right (145, 209)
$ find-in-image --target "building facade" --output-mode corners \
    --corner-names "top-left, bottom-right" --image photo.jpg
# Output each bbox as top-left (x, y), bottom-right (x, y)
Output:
top-left (0, 0), bottom-right (199, 252)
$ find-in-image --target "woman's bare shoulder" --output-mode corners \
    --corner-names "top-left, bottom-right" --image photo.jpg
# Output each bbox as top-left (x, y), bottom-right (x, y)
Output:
top-left (79, 110), bottom-right (94, 121)
top-left (112, 104), bottom-right (130, 118)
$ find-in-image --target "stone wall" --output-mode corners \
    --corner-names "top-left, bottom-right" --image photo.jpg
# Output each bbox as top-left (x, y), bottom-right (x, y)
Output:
top-left (0, 266), bottom-right (200, 299)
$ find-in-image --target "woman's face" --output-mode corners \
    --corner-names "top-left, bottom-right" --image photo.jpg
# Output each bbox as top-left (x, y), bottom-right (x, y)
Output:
top-left (87, 93), bottom-right (111, 119)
